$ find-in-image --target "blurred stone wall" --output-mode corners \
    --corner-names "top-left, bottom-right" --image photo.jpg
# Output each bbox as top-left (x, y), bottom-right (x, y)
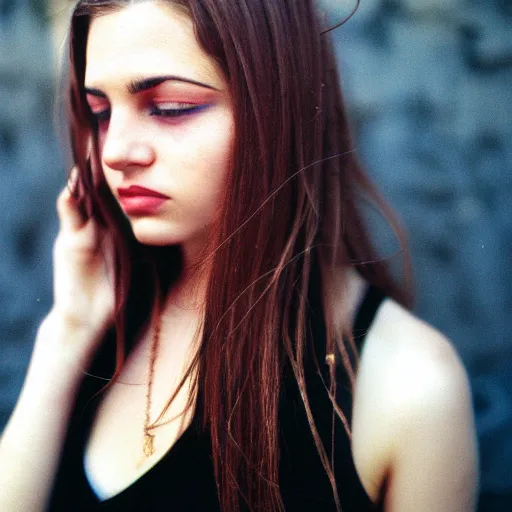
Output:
top-left (0, 0), bottom-right (511, 510)
top-left (0, 0), bottom-right (62, 420)
top-left (326, 1), bottom-right (512, 509)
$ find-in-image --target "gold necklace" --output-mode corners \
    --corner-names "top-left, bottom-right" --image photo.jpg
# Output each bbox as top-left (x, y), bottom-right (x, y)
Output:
top-left (143, 309), bottom-right (161, 457)
top-left (141, 297), bottom-right (201, 458)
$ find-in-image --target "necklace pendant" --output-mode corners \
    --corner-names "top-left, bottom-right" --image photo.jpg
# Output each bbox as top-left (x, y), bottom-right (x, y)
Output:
top-left (143, 432), bottom-right (155, 457)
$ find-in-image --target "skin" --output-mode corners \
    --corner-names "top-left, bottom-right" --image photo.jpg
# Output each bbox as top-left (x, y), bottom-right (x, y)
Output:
top-left (81, 3), bottom-right (479, 510)
top-left (85, 2), bottom-right (234, 269)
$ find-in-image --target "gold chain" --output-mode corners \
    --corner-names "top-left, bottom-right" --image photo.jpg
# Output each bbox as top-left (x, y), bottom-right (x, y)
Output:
top-left (143, 307), bottom-right (162, 457)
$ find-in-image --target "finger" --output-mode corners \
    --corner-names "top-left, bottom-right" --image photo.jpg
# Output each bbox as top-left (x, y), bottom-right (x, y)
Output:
top-left (67, 166), bottom-right (79, 190)
top-left (56, 182), bottom-right (87, 231)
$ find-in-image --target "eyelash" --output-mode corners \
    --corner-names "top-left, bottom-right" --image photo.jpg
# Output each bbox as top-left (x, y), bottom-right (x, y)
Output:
top-left (89, 104), bottom-right (207, 124)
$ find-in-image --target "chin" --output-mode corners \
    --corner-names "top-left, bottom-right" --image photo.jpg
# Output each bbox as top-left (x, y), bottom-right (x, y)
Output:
top-left (130, 220), bottom-right (210, 251)
top-left (132, 230), bottom-right (182, 247)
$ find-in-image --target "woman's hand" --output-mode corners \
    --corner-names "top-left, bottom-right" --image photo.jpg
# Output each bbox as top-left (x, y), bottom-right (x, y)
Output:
top-left (48, 167), bottom-right (116, 365)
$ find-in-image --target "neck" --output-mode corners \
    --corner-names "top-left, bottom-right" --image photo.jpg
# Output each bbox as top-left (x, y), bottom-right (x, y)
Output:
top-left (169, 233), bottom-right (215, 311)
top-left (164, 267), bottom-right (208, 314)
top-left (160, 246), bottom-right (210, 317)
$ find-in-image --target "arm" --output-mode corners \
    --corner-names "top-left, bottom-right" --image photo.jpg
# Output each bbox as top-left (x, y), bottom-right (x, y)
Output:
top-left (0, 315), bottom-right (95, 512)
top-left (352, 301), bottom-right (479, 511)
top-left (383, 335), bottom-right (479, 511)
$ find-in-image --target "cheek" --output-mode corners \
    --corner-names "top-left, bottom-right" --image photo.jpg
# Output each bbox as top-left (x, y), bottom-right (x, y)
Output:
top-left (181, 113), bottom-right (234, 199)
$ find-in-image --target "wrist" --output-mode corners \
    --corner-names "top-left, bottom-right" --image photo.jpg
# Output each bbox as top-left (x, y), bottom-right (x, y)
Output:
top-left (44, 306), bottom-right (107, 339)
top-left (30, 311), bottom-right (102, 382)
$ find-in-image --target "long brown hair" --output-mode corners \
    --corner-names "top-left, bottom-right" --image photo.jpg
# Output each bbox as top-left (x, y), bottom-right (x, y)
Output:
top-left (66, 0), bottom-right (412, 510)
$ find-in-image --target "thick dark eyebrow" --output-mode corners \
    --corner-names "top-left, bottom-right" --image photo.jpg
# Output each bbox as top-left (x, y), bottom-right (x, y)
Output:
top-left (128, 75), bottom-right (219, 94)
top-left (85, 75), bottom-right (219, 98)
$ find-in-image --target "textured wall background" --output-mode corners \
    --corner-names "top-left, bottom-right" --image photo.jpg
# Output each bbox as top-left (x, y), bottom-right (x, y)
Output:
top-left (326, 1), bottom-right (512, 510)
top-left (0, 0), bottom-right (63, 420)
top-left (1, 1), bottom-right (511, 510)
top-left (334, 1), bottom-right (512, 359)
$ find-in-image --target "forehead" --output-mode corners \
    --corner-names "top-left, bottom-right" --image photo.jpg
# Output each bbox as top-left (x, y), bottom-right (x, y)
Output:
top-left (85, 2), bottom-right (224, 90)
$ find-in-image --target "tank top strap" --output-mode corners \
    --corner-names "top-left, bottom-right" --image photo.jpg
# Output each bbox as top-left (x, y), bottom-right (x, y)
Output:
top-left (352, 284), bottom-right (387, 352)
top-left (278, 269), bottom-right (385, 511)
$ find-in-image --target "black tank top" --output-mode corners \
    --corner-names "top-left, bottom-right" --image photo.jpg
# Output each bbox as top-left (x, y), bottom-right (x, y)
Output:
top-left (49, 277), bottom-right (386, 511)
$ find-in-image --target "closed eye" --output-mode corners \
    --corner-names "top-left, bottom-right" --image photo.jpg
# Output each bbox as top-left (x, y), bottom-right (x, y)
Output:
top-left (87, 103), bottom-right (210, 125)
top-left (150, 103), bottom-right (210, 117)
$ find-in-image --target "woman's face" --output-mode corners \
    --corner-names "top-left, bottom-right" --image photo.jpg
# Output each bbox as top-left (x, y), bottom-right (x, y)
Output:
top-left (84, 2), bottom-right (234, 254)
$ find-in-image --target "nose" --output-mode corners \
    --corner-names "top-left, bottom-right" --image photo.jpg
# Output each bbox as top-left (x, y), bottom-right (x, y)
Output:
top-left (101, 110), bottom-right (155, 171)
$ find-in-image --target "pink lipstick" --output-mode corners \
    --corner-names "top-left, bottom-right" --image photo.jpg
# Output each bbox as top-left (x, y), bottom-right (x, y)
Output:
top-left (117, 185), bottom-right (169, 215)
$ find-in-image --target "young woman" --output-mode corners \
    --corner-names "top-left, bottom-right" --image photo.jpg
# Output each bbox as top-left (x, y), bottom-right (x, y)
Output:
top-left (0, 0), bottom-right (478, 510)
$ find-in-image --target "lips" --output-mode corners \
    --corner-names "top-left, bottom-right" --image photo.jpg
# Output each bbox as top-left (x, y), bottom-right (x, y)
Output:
top-left (117, 185), bottom-right (169, 199)
top-left (117, 185), bottom-right (170, 215)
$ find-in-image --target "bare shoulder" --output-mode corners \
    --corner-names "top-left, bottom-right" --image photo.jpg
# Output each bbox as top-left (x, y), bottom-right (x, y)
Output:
top-left (351, 298), bottom-right (479, 510)
top-left (358, 298), bottom-right (470, 398)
